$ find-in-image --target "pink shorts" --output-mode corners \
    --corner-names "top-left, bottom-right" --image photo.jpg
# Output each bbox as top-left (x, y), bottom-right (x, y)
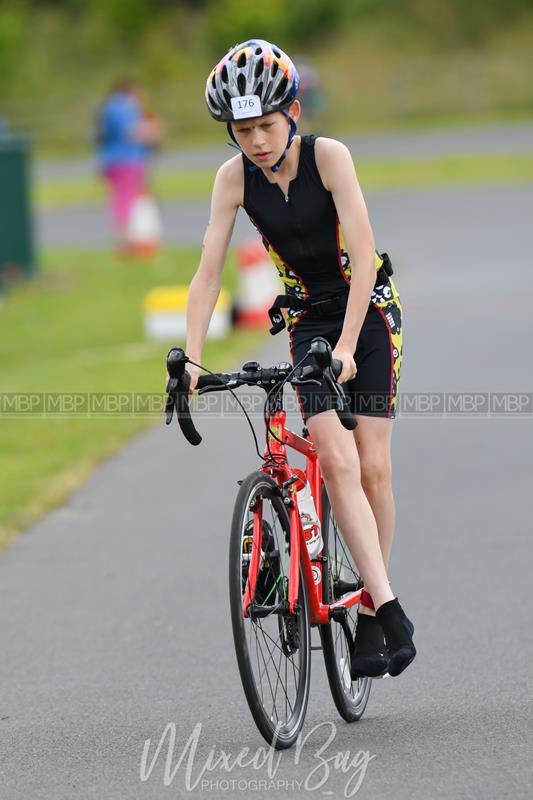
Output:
top-left (103, 163), bottom-right (147, 230)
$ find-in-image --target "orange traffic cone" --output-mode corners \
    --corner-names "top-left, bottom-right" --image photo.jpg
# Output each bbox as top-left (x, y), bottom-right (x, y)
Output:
top-left (235, 239), bottom-right (281, 328)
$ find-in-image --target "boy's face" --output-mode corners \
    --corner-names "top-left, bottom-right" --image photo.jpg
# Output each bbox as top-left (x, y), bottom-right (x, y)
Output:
top-left (230, 102), bottom-right (301, 169)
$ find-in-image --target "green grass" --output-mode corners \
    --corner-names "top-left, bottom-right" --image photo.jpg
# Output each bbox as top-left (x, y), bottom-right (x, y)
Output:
top-left (0, 247), bottom-right (267, 550)
top-left (35, 169), bottom-right (217, 208)
top-left (35, 152), bottom-right (533, 209)
top-left (354, 153), bottom-right (533, 189)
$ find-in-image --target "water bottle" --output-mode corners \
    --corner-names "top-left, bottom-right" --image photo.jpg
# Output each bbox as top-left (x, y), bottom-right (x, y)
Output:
top-left (293, 470), bottom-right (323, 559)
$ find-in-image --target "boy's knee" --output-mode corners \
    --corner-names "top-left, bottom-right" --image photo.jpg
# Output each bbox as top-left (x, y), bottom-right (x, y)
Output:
top-left (317, 446), bottom-right (359, 484)
top-left (360, 457), bottom-right (392, 495)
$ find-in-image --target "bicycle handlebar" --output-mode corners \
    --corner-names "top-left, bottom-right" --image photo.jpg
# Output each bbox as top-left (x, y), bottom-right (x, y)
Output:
top-left (165, 337), bottom-right (357, 446)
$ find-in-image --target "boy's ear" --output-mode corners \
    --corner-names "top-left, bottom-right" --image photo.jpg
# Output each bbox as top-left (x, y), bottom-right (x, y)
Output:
top-left (288, 99), bottom-right (301, 123)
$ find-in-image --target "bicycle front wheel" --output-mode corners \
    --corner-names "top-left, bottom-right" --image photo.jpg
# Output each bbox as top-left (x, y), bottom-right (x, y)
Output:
top-left (229, 471), bottom-right (311, 749)
top-left (319, 484), bottom-right (372, 721)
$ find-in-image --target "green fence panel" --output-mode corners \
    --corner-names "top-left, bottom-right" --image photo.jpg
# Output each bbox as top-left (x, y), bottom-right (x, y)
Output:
top-left (0, 137), bottom-right (36, 289)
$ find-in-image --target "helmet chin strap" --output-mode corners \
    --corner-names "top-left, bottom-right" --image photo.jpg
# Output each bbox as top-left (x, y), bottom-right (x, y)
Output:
top-left (271, 112), bottom-right (297, 172)
top-left (226, 110), bottom-right (297, 173)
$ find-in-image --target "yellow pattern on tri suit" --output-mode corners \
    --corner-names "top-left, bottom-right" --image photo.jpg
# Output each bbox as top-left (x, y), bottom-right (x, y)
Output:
top-left (262, 240), bottom-right (309, 327)
top-left (333, 223), bottom-right (403, 417)
top-left (371, 270), bottom-right (403, 418)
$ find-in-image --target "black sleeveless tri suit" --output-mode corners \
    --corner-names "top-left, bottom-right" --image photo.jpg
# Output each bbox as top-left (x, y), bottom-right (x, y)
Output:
top-left (242, 135), bottom-right (403, 419)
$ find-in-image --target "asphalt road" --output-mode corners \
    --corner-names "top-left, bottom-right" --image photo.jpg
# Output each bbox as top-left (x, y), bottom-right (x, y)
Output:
top-left (2, 151), bottom-right (533, 797)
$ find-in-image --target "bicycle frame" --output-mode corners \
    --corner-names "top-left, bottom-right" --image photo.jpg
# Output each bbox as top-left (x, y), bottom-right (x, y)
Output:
top-left (243, 409), bottom-right (363, 623)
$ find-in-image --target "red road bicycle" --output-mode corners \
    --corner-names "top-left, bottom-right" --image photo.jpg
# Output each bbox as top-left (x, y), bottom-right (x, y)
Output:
top-left (165, 338), bottom-right (372, 749)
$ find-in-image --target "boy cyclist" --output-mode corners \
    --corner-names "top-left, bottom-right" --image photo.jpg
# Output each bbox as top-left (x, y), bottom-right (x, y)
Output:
top-left (186, 39), bottom-right (416, 678)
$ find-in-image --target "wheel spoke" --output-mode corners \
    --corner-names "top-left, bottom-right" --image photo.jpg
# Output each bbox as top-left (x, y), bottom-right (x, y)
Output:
top-left (321, 488), bottom-right (371, 717)
top-left (256, 622), bottom-right (295, 718)
top-left (255, 621), bottom-right (301, 679)
top-left (246, 599), bottom-right (302, 722)
top-left (253, 623), bottom-right (282, 719)
top-left (271, 634), bottom-right (287, 719)
top-left (231, 477), bottom-right (310, 744)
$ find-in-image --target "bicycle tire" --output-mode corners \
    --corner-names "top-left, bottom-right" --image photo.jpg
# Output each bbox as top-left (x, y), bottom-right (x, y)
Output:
top-left (229, 471), bottom-right (311, 749)
top-left (319, 484), bottom-right (372, 721)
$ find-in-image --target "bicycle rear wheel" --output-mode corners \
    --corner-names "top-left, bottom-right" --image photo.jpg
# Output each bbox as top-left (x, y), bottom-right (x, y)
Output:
top-left (319, 484), bottom-right (372, 721)
top-left (229, 471), bottom-right (311, 749)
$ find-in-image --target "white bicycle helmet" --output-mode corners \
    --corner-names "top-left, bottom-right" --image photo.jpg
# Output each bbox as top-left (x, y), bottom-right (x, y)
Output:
top-left (205, 39), bottom-right (299, 122)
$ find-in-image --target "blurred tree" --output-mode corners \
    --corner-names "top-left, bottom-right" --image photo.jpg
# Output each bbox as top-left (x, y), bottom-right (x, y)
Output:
top-left (206, 0), bottom-right (286, 52)
top-left (85, 0), bottom-right (154, 40)
top-left (0, 0), bottom-right (28, 84)
top-left (286, 0), bottom-right (343, 42)
top-left (205, 0), bottom-right (344, 53)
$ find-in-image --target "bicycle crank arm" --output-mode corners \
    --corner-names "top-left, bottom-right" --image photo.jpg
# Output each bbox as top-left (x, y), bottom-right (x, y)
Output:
top-left (248, 599), bottom-right (298, 619)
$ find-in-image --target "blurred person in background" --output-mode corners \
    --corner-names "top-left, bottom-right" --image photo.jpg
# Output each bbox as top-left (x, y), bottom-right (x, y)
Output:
top-left (293, 57), bottom-right (325, 131)
top-left (95, 78), bottom-right (164, 252)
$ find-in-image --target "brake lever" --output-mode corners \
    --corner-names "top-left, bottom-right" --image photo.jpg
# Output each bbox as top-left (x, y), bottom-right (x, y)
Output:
top-left (165, 347), bottom-right (188, 425)
top-left (291, 377), bottom-right (322, 387)
top-left (198, 384), bottom-right (224, 395)
top-left (197, 377), bottom-right (244, 394)
top-left (324, 366), bottom-right (344, 407)
top-left (324, 366), bottom-right (358, 430)
top-left (165, 377), bottom-right (179, 424)
top-left (292, 363), bottom-right (322, 386)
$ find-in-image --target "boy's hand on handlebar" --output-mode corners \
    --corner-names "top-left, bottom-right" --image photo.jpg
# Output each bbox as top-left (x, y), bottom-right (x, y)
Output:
top-left (164, 360), bottom-right (201, 395)
top-left (185, 363), bottom-right (202, 394)
top-left (331, 345), bottom-right (357, 384)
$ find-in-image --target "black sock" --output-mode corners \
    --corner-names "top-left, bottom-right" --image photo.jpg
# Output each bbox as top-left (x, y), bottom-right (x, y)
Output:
top-left (350, 613), bottom-right (389, 679)
top-left (375, 598), bottom-right (416, 677)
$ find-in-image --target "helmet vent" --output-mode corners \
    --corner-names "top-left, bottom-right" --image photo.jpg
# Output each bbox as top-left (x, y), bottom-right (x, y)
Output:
top-left (254, 57), bottom-right (264, 78)
top-left (272, 47), bottom-right (281, 58)
top-left (221, 64), bottom-right (228, 84)
top-left (223, 89), bottom-right (232, 106)
top-left (237, 51), bottom-right (247, 68)
top-left (274, 75), bottom-right (288, 99)
top-left (271, 61), bottom-right (279, 77)
top-left (237, 73), bottom-right (247, 95)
